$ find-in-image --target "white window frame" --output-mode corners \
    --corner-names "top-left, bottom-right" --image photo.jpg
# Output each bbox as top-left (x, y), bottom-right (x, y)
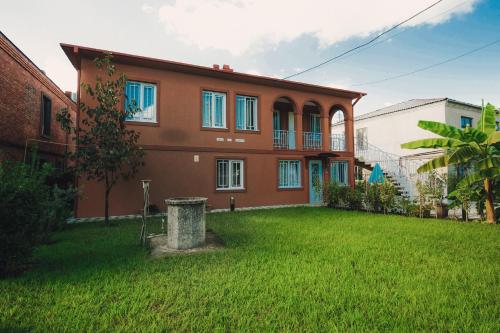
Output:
top-left (236, 95), bottom-right (258, 130)
top-left (125, 81), bottom-right (157, 123)
top-left (216, 159), bottom-right (244, 190)
top-left (278, 160), bottom-right (301, 189)
top-left (331, 161), bottom-right (349, 186)
top-left (202, 91), bottom-right (227, 129)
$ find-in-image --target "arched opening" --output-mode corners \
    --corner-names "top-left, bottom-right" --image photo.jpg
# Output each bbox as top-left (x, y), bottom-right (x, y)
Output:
top-left (302, 101), bottom-right (322, 150)
top-left (330, 106), bottom-right (346, 151)
top-left (273, 97), bottom-right (296, 149)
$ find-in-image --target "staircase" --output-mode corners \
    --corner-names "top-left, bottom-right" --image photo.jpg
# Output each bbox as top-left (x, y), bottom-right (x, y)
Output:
top-left (354, 138), bottom-right (425, 199)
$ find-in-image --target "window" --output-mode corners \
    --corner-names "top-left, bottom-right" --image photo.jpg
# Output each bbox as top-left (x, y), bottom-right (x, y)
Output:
top-left (331, 161), bottom-right (349, 186)
top-left (356, 127), bottom-right (368, 150)
top-left (216, 159), bottom-right (244, 190)
top-left (124, 81), bottom-right (157, 123)
top-left (460, 116), bottom-right (473, 129)
top-left (236, 95), bottom-right (258, 130)
top-left (41, 94), bottom-right (51, 136)
top-left (202, 91), bottom-right (226, 129)
top-left (310, 114), bottom-right (320, 133)
top-left (278, 160), bottom-right (301, 188)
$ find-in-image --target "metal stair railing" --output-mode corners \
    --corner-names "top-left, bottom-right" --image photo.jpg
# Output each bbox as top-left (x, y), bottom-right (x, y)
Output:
top-left (354, 138), bottom-right (427, 198)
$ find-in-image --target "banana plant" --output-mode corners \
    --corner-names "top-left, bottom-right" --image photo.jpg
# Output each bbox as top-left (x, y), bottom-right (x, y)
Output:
top-left (401, 103), bottom-right (500, 223)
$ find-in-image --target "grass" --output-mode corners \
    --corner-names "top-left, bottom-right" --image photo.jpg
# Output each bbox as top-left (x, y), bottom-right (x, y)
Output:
top-left (1, 207), bottom-right (499, 332)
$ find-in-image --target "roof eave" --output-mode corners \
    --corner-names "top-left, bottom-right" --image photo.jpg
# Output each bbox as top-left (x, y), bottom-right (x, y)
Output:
top-left (60, 43), bottom-right (366, 99)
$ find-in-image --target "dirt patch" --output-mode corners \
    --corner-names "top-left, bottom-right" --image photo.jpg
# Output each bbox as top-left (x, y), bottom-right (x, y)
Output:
top-left (148, 230), bottom-right (224, 258)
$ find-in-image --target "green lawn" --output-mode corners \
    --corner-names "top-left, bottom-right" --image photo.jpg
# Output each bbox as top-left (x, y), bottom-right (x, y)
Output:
top-left (1, 208), bottom-right (499, 332)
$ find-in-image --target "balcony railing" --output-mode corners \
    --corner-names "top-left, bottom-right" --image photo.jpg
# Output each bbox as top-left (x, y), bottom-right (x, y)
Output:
top-left (330, 133), bottom-right (346, 151)
top-left (273, 130), bottom-right (296, 149)
top-left (303, 132), bottom-right (322, 150)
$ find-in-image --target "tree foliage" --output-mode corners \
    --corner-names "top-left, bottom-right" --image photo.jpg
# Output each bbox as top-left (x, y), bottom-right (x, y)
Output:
top-left (401, 103), bottom-right (500, 223)
top-left (58, 55), bottom-right (145, 225)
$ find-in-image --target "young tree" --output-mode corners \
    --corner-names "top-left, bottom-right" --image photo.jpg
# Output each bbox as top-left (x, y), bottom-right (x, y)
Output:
top-left (380, 180), bottom-right (397, 214)
top-left (401, 103), bottom-right (500, 223)
top-left (57, 55), bottom-right (145, 225)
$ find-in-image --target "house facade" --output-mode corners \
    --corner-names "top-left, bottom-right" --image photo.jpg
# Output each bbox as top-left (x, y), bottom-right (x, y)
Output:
top-left (338, 98), bottom-right (484, 158)
top-left (331, 98), bottom-right (485, 197)
top-left (0, 32), bottom-right (76, 165)
top-left (61, 44), bottom-right (365, 218)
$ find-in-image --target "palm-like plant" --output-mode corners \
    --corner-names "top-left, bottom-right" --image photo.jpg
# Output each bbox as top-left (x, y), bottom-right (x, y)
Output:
top-left (401, 103), bottom-right (500, 223)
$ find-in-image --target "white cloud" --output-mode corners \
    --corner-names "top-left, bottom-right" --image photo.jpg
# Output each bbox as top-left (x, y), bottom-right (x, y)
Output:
top-left (141, 3), bottom-right (155, 14)
top-left (156, 0), bottom-right (479, 55)
top-left (244, 69), bottom-right (262, 76)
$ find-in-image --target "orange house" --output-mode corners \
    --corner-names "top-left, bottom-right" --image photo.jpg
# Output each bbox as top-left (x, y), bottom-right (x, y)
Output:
top-left (61, 44), bottom-right (365, 218)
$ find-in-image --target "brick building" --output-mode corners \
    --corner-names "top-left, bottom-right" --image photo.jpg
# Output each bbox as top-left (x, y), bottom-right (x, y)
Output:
top-left (0, 31), bottom-right (76, 165)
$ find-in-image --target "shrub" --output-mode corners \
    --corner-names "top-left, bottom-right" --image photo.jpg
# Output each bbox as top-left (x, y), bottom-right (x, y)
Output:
top-left (365, 183), bottom-right (382, 213)
top-left (344, 186), bottom-right (364, 210)
top-left (0, 159), bottom-right (76, 276)
top-left (324, 181), bottom-right (343, 208)
top-left (380, 180), bottom-right (397, 214)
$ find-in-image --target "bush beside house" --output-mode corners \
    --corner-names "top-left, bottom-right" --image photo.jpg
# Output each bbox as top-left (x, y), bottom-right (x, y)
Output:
top-left (0, 157), bottom-right (76, 276)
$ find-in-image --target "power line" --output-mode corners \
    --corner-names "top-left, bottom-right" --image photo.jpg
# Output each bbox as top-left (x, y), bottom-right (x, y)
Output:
top-left (350, 38), bottom-right (500, 87)
top-left (283, 0), bottom-right (445, 80)
top-left (327, 0), bottom-right (472, 65)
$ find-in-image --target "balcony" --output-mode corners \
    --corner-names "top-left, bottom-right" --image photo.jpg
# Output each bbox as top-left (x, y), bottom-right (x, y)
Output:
top-left (330, 133), bottom-right (346, 151)
top-left (273, 130), bottom-right (296, 149)
top-left (303, 132), bottom-right (322, 150)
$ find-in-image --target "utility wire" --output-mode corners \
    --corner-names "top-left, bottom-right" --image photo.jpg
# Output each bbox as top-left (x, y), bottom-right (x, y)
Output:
top-left (350, 38), bottom-right (500, 87)
top-left (283, 0), bottom-right (445, 80)
top-left (328, 0), bottom-right (472, 64)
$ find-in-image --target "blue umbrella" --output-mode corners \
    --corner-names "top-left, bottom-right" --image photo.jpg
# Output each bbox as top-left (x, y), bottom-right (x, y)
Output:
top-left (368, 163), bottom-right (385, 183)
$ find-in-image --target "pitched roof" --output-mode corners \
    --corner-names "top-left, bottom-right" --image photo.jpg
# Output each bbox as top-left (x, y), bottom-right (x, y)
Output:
top-left (0, 31), bottom-right (75, 105)
top-left (60, 43), bottom-right (366, 99)
top-left (355, 98), bottom-right (481, 121)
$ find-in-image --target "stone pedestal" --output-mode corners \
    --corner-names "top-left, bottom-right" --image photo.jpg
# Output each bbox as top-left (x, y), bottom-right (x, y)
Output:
top-left (165, 197), bottom-right (207, 250)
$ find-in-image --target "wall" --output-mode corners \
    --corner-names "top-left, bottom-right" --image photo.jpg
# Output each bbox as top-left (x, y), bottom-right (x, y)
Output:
top-left (333, 101), bottom-right (447, 157)
top-left (0, 35), bottom-right (76, 163)
top-left (334, 100), bottom-right (482, 158)
top-left (445, 101), bottom-right (482, 129)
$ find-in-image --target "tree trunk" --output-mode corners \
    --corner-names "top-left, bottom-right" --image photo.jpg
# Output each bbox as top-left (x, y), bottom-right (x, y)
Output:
top-left (104, 187), bottom-right (110, 226)
top-left (104, 174), bottom-right (110, 226)
top-left (484, 178), bottom-right (496, 224)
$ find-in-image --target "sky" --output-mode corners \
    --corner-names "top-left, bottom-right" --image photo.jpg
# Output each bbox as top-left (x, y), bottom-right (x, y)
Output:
top-left (1, 0), bottom-right (499, 115)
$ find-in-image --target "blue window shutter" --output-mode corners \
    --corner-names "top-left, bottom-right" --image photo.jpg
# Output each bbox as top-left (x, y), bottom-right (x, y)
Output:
top-left (342, 161), bottom-right (348, 185)
top-left (331, 162), bottom-right (338, 183)
top-left (125, 82), bottom-right (140, 120)
top-left (273, 111), bottom-right (280, 130)
top-left (125, 82), bottom-right (132, 119)
top-left (202, 92), bottom-right (211, 127)
top-left (142, 85), bottom-right (154, 120)
top-left (236, 96), bottom-right (244, 129)
top-left (215, 95), bottom-right (223, 127)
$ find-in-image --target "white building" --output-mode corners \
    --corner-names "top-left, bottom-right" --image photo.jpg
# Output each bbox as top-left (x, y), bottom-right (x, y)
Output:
top-left (331, 98), bottom-right (484, 198)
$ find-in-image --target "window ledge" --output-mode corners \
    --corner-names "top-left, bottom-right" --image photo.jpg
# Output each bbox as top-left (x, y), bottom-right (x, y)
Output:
top-left (201, 127), bottom-right (230, 132)
top-left (277, 187), bottom-right (304, 191)
top-left (125, 121), bottom-right (159, 127)
top-left (216, 188), bottom-right (246, 193)
top-left (235, 129), bottom-right (261, 134)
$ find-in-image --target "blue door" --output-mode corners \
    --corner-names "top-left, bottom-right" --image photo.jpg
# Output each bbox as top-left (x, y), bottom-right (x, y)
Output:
top-left (309, 160), bottom-right (323, 205)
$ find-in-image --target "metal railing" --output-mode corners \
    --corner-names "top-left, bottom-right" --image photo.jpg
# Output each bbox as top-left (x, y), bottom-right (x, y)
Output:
top-left (303, 132), bottom-right (322, 150)
top-left (273, 130), bottom-right (296, 149)
top-left (354, 137), bottom-right (429, 199)
top-left (330, 133), bottom-right (346, 151)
